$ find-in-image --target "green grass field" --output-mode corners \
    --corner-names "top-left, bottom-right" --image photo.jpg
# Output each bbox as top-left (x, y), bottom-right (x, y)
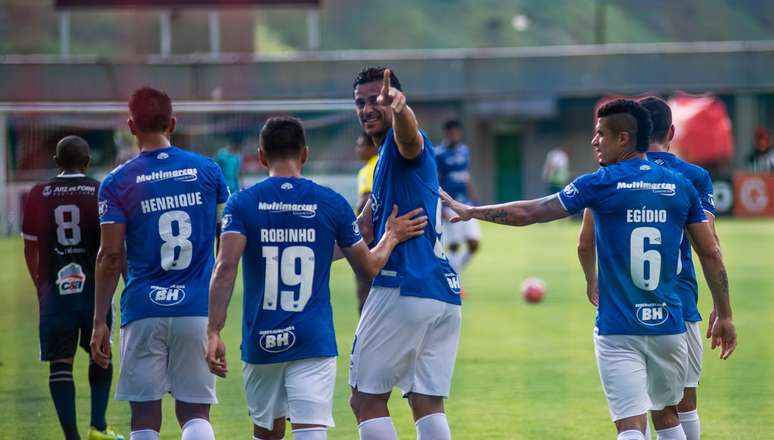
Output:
top-left (1, 219), bottom-right (772, 439)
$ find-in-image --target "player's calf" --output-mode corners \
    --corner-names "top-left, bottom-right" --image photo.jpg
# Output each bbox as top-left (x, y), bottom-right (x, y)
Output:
top-left (676, 390), bottom-right (699, 440)
top-left (130, 401), bottom-right (162, 432)
top-left (652, 406), bottom-right (686, 440)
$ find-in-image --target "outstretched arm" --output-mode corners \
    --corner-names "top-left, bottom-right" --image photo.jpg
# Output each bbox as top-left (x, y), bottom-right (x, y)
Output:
top-left (577, 209), bottom-right (598, 306)
top-left (378, 69), bottom-right (423, 160)
top-left (441, 190), bottom-right (569, 227)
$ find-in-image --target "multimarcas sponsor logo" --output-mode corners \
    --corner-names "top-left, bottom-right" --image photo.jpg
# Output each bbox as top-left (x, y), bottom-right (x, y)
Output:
top-left (616, 181), bottom-right (676, 196)
top-left (258, 201), bottom-right (318, 218)
top-left (136, 168), bottom-right (198, 184)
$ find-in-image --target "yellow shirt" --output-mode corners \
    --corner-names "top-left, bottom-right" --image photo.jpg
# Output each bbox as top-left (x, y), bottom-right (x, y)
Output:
top-left (357, 155), bottom-right (378, 195)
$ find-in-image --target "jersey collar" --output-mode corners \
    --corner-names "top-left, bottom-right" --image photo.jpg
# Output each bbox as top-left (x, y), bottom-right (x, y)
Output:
top-left (56, 172), bottom-right (86, 178)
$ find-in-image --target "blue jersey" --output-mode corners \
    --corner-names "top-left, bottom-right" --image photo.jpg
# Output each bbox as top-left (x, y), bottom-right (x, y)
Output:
top-left (222, 177), bottom-right (363, 364)
top-left (559, 158), bottom-right (707, 336)
top-left (647, 152), bottom-right (716, 322)
top-left (435, 142), bottom-right (471, 204)
top-left (370, 129), bottom-right (461, 305)
top-left (99, 146), bottom-right (230, 326)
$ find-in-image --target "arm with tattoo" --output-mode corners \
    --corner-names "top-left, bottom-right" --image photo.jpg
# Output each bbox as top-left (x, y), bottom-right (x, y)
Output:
top-left (441, 190), bottom-right (569, 227)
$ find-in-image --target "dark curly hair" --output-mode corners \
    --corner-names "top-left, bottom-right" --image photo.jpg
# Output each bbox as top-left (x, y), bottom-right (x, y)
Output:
top-left (129, 86), bottom-right (173, 133)
top-left (352, 66), bottom-right (403, 93)
top-left (638, 96), bottom-right (672, 144)
top-left (596, 99), bottom-right (652, 152)
top-left (260, 116), bottom-right (307, 161)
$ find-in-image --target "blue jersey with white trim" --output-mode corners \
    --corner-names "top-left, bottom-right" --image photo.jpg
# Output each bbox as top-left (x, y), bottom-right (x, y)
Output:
top-left (370, 129), bottom-right (461, 305)
top-left (222, 177), bottom-right (362, 364)
top-left (435, 142), bottom-right (472, 204)
top-left (98, 146), bottom-right (230, 326)
top-left (647, 151), bottom-right (716, 322)
top-left (559, 158), bottom-right (706, 335)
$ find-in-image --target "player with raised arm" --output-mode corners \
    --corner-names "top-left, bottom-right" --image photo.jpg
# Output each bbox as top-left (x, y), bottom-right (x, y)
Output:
top-left (206, 116), bottom-right (427, 440)
top-left (90, 87), bottom-right (230, 440)
top-left (435, 119), bottom-right (481, 275)
top-left (22, 136), bottom-right (122, 440)
top-left (577, 96), bottom-right (722, 440)
top-left (442, 99), bottom-right (736, 440)
top-left (349, 67), bottom-right (462, 440)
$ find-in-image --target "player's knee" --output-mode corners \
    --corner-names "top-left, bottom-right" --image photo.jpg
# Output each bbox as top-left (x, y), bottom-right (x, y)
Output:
top-left (254, 420), bottom-right (285, 440)
top-left (467, 240), bottom-right (480, 253)
top-left (407, 393), bottom-right (444, 418)
top-left (131, 401), bottom-right (162, 431)
top-left (651, 406), bottom-right (680, 430)
top-left (677, 388), bottom-right (697, 412)
top-left (175, 401), bottom-right (210, 426)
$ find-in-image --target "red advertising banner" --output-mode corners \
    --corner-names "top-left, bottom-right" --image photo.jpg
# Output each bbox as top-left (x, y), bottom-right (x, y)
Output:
top-left (669, 95), bottom-right (734, 167)
top-left (733, 173), bottom-right (774, 217)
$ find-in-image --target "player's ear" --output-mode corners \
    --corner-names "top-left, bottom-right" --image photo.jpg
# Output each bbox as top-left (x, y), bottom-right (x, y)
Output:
top-left (668, 125), bottom-right (675, 142)
top-left (167, 117), bottom-right (177, 136)
top-left (300, 146), bottom-right (309, 165)
top-left (258, 148), bottom-right (269, 168)
top-left (128, 118), bottom-right (137, 136)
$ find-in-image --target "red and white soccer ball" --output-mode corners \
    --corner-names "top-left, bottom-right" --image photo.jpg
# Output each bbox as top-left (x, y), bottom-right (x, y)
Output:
top-left (520, 277), bottom-right (546, 303)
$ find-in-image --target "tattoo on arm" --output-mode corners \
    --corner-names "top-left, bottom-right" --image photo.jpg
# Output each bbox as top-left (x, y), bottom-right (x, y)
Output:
top-left (718, 269), bottom-right (729, 293)
top-left (483, 209), bottom-right (511, 224)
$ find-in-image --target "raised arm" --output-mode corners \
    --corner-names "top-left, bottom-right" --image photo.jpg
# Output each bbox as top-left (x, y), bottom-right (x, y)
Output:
top-left (206, 232), bottom-right (246, 378)
top-left (342, 206), bottom-right (427, 279)
top-left (686, 221), bottom-right (736, 360)
top-left (441, 190), bottom-right (569, 227)
top-left (90, 223), bottom-right (126, 368)
top-left (377, 70), bottom-right (423, 160)
top-left (577, 208), bottom-right (598, 306)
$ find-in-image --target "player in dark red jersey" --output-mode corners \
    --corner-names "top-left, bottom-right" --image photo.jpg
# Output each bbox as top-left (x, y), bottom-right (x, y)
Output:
top-left (22, 136), bottom-right (122, 440)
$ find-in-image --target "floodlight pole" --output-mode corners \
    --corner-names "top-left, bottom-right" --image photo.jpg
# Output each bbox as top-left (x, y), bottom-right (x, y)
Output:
top-left (59, 11), bottom-right (71, 57)
top-left (0, 113), bottom-right (7, 234)
top-left (208, 11), bottom-right (221, 56)
top-left (160, 10), bottom-right (172, 57)
top-left (306, 9), bottom-right (320, 50)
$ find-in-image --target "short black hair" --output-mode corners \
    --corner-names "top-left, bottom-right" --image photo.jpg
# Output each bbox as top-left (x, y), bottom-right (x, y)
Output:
top-left (129, 86), bottom-right (173, 133)
top-left (596, 99), bottom-right (652, 152)
top-left (55, 135), bottom-right (90, 170)
top-left (352, 66), bottom-right (402, 92)
top-left (443, 119), bottom-right (462, 131)
top-left (638, 96), bottom-right (672, 144)
top-left (260, 116), bottom-right (307, 161)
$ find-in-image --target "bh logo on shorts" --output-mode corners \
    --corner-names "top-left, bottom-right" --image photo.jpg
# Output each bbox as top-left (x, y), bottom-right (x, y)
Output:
top-left (635, 303), bottom-right (669, 326)
top-left (446, 273), bottom-right (462, 295)
top-left (259, 326), bottom-right (296, 353)
top-left (149, 285), bottom-right (186, 306)
top-left (57, 263), bottom-right (86, 295)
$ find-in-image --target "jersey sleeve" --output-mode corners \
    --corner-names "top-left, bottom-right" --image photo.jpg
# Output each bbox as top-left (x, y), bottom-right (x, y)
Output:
top-left (21, 185), bottom-right (42, 240)
top-left (98, 174), bottom-right (126, 224)
top-left (221, 193), bottom-right (246, 236)
top-left (333, 193), bottom-right (363, 248)
top-left (557, 171), bottom-right (600, 215)
top-left (684, 178), bottom-right (708, 225)
top-left (695, 171), bottom-right (716, 217)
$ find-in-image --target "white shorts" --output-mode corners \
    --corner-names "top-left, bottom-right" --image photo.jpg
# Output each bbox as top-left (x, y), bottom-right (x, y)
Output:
top-left (243, 357), bottom-right (336, 430)
top-left (594, 328), bottom-right (687, 421)
top-left (684, 321), bottom-right (703, 388)
top-left (442, 210), bottom-right (481, 245)
top-left (349, 286), bottom-right (461, 397)
top-left (116, 316), bottom-right (217, 404)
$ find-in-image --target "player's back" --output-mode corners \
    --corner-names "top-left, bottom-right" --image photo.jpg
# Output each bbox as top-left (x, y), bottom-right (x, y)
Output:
top-left (23, 174), bottom-right (100, 316)
top-left (435, 143), bottom-right (471, 203)
top-left (99, 146), bottom-right (229, 326)
top-left (567, 158), bottom-right (706, 335)
top-left (223, 177), bottom-right (362, 364)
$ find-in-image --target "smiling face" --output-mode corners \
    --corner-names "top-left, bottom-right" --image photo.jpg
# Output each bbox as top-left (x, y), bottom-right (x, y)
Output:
top-left (591, 117), bottom-right (630, 166)
top-left (354, 81), bottom-right (391, 138)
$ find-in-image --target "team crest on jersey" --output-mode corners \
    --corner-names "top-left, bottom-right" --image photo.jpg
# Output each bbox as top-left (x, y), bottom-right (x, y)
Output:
top-left (352, 220), bottom-right (360, 236)
top-left (259, 326), bottom-right (296, 353)
top-left (42, 185), bottom-right (52, 197)
top-left (562, 183), bottom-right (579, 198)
top-left (149, 285), bottom-right (186, 306)
top-left (98, 201), bottom-right (108, 217)
top-left (707, 193), bottom-right (715, 208)
top-left (56, 263), bottom-right (85, 295)
top-left (157, 152), bottom-right (169, 160)
top-left (281, 182), bottom-right (294, 190)
top-left (635, 303), bottom-right (670, 326)
top-left (222, 214), bottom-right (232, 228)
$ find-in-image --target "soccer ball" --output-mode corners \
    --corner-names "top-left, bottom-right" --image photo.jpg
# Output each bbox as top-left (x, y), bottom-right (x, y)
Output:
top-left (520, 277), bottom-right (545, 303)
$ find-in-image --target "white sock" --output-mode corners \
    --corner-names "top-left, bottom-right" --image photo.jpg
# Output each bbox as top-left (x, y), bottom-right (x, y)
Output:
top-left (293, 427), bottom-right (327, 439)
top-left (618, 430), bottom-right (645, 440)
top-left (645, 421), bottom-right (652, 439)
top-left (678, 410), bottom-right (700, 440)
top-left (358, 417), bottom-right (397, 440)
top-left (181, 418), bottom-right (215, 440)
top-left (415, 413), bottom-right (451, 440)
top-left (131, 430), bottom-right (160, 440)
top-left (656, 425), bottom-right (687, 440)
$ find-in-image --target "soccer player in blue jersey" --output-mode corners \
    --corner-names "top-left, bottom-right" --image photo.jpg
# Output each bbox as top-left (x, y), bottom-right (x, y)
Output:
top-left (349, 67), bottom-right (462, 440)
top-left (442, 99), bottom-right (736, 440)
top-left (90, 87), bottom-right (230, 440)
top-left (435, 119), bottom-right (481, 274)
top-left (577, 96), bottom-right (723, 440)
top-left (205, 116), bottom-right (427, 440)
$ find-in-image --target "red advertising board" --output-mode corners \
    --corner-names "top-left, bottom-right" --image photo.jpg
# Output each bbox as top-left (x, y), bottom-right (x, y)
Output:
top-left (733, 173), bottom-right (774, 217)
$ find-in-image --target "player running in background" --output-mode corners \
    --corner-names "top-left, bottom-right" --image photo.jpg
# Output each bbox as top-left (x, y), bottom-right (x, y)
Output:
top-left (349, 67), bottom-right (461, 440)
top-left (206, 116), bottom-right (427, 440)
top-left (22, 136), bottom-right (122, 440)
top-left (91, 87), bottom-right (230, 440)
top-left (354, 132), bottom-right (379, 312)
top-left (435, 119), bottom-right (481, 275)
top-left (577, 96), bottom-right (722, 440)
top-left (442, 99), bottom-right (736, 440)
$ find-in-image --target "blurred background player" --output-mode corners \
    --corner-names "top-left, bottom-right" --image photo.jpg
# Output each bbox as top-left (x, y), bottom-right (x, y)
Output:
top-left (215, 141), bottom-right (243, 194)
top-left (354, 132), bottom-right (379, 311)
top-left (577, 96), bottom-right (723, 440)
top-left (541, 147), bottom-right (570, 195)
top-left (349, 67), bottom-right (461, 440)
top-left (22, 136), bottom-right (122, 440)
top-left (441, 99), bottom-right (737, 440)
top-left (90, 87), bottom-right (230, 440)
top-left (435, 119), bottom-right (481, 276)
top-left (206, 116), bottom-right (427, 440)
top-left (747, 126), bottom-right (774, 173)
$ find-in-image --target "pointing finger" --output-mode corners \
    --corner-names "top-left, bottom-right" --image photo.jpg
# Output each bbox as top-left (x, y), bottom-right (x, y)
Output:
top-left (382, 69), bottom-right (391, 93)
